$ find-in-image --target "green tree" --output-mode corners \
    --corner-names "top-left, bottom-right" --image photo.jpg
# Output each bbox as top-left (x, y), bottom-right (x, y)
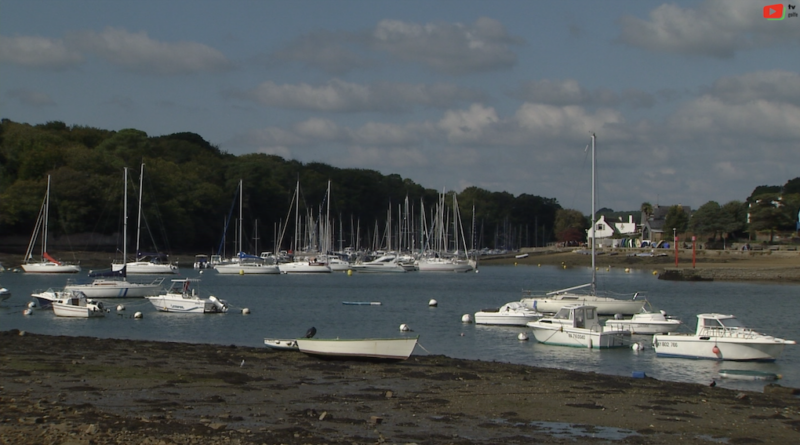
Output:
top-left (688, 201), bottom-right (722, 241)
top-left (664, 205), bottom-right (689, 235)
top-left (748, 193), bottom-right (793, 242)
top-left (719, 200), bottom-right (747, 240)
top-left (554, 209), bottom-right (587, 242)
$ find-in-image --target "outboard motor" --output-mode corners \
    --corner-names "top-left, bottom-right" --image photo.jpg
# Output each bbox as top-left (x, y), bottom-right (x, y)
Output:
top-left (208, 296), bottom-right (228, 313)
top-left (305, 326), bottom-right (317, 338)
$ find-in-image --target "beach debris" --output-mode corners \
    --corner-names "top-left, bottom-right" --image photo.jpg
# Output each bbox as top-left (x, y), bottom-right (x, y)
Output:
top-left (369, 416), bottom-right (383, 425)
top-left (461, 314), bottom-right (472, 323)
top-left (399, 323), bottom-right (410, 332)
top-left (709, 380), bottom-right (717, 387)
top-left (428, 299), bottom-right (438, 307)
top-left (518, 332), bottom-right (529, 341)
top-left (240, 359), bottom-right (245, 367)
top-left (319, 411), bottom-right (331, 421)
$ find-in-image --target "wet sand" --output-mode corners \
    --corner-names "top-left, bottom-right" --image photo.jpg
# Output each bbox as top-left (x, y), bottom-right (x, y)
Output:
top-left (2, 330), bottom-right (799, 444)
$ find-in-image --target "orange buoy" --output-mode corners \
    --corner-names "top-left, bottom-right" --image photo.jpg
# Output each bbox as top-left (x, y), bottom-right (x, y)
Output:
top-left (712, 345), bottom-right (721, 354)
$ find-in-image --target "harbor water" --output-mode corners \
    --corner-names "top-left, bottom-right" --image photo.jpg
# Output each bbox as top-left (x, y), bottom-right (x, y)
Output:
top-left (2, 264), bottom-right (798, 392)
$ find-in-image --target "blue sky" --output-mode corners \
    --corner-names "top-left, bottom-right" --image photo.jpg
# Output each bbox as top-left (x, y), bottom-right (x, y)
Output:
top-left (2, 0), bottom-right (799, 214)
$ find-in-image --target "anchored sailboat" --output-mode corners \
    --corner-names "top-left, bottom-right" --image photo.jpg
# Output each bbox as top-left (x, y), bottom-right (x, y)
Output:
top-left (21, 175), bottom-right (81, 273)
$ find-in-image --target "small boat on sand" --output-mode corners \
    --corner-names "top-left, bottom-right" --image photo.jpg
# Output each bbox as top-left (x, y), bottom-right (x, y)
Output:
top-left (295, 337), bottom-right (418, 361)
top-left (263, 339), bottom-right (299, 350)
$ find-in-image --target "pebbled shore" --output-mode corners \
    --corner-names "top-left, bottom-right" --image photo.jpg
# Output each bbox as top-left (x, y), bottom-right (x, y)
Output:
top-left (2, 330), bottom-right (799, 444)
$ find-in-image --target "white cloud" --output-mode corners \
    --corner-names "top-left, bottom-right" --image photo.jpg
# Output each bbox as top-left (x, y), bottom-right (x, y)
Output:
top-left (706, 70), bottom-right (800, 105)
top-left (437, 104), bottom-right (500, 144)
top-left (617, 0), bottom-right (800, 57)
top-left (236, 79), bottom-right (486, 112)
top-left (0, 35), bottom-right (83, 69)
top-left (371, 17), bottom-right (521, 74)
top-left (67, 27), bottom-right (231, 75)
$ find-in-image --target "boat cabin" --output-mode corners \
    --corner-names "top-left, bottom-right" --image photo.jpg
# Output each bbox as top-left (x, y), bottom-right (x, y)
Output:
top-left (551, 304), bottom-right (601, 330)
top-left (695, 314), bottom-right (746, 336)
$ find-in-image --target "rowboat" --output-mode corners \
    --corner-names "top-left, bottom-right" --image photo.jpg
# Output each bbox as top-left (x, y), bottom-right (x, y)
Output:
top-left (295, 337), bottom-right (418, 361)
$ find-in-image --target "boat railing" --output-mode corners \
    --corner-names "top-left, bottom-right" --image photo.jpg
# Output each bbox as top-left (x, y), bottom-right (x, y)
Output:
top-left (700, 326), bottom-right (761, 339)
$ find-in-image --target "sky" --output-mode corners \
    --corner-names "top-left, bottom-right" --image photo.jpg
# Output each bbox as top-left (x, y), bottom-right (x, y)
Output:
top-left (2, 0), bottom-right (800, 214)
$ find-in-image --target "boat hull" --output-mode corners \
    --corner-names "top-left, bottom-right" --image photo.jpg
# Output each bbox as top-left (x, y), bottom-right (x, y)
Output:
top-left (112, 262), bottom-right (177, 274)
top-left (146, 295), bottom-right (226, 313)
top-left (416, 259), bottom-right (473, 273)
top-left (215, 263), bottom-right (281, 274)
top-left (652, 335), bottom-right (790, 361)
top-left (22, 263), bottom-right (81, 274)
top-left (64, 279), bottom-right (164, 298)
top-left (263, 338), bottom-right (299, 350)
top-left (296, 337), bottom-right (418, 360)
top-left (278, 262), bottom-right (332, 274)
top-left (522, 297), bottom-right (645, 315)
top-left (530, 324), bottom-right (628, 349)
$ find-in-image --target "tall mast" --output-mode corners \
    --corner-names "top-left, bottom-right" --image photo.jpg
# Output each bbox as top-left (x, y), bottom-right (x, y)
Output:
top-left (123, 168), bottom-right (128, 268)
top-left (591, 133), bottom-right (596, 295)
top-left (238, 179), bottom-right (243, 257)
top-left (135, 164), bottom-right (145, 255)
top-left (43, 175), bottom-right (51, 256)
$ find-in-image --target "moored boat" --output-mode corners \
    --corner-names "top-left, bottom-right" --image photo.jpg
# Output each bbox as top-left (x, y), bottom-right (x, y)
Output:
top-left (295, 336), bottom-right (419, 361)
top-left (603, 310), bottom-right (682, 335)
top-left (653, 313), bottom-right (796, 361)
top-left (474, 301), bottom-right (543, 326)
top-left (719, 369), bottom-right (781, 381)
top-left (0, 286), bottom-right (11, 302)
top-left (527, 304), bottom-right (630, 349)
top-left (146, 278), bottom-right (228, 314)
top-left (52, 291), bottom-right (106, 318)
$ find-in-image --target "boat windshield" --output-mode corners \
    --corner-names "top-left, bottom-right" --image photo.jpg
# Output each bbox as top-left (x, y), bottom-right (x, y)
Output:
top-left (718, 317), bottom-right (744, 329)
top-left (553, 307), bottom-right (571, 320)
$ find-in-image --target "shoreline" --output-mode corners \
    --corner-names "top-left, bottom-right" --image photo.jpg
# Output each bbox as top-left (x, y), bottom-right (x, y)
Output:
top-left (3, 248), bottom-right (799, 283)
top-left (2, 330), bottom-right (799, 444)
top-left (481, 249), bottom-right (800, 283)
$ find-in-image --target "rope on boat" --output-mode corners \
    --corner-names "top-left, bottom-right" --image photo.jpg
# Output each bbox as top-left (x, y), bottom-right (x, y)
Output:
top-left (416, 342), bottom-right (432, 354)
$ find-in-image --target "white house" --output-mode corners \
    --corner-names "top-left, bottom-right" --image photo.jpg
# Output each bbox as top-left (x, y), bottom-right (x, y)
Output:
top-left (587, 215), bottom-right (638, 240)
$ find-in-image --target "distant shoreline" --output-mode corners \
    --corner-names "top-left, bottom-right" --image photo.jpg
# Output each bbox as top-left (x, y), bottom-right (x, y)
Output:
top-left (3, 248), bottom-right (799, 282)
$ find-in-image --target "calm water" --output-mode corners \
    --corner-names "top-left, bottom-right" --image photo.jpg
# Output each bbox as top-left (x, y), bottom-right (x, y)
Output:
top-left (2, 264), bottom-right (798, 392)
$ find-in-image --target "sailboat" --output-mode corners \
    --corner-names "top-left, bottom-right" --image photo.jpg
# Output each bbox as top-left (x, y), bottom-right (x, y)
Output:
top-left (21, 175), bottom-right (81, 273)
top-left (416, 190), bottom-right (474, 273)
top-left (277, 180), bottom-right (331, 274)
top-left (111, 164), bottom-right (177, 274)
top-left (521, 134), bottom-right (645, 316)
top-left (215, 180), bottom-right (280, 274)
top-left (64, 168), bottom-right (165, 298)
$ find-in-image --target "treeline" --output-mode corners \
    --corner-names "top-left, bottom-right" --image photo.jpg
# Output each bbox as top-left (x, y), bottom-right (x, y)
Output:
top-left (0, 120), bottom-right (561, 253)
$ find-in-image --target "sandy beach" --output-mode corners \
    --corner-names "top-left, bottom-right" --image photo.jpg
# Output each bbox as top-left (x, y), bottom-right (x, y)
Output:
top-left (1, 330), bottom-right (799, 444)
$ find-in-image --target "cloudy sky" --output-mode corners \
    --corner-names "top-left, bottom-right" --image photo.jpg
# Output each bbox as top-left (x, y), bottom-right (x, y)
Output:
top-left (2, 0), bottom-right (799, 214)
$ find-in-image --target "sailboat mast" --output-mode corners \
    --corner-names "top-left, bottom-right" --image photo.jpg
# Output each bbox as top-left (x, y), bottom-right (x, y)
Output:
top-left (123, 168), bottom-right (128, 267)
top-left (43, 175), bottom-right (51, 256)
top-left (591, 133), bottom-right (596, 295)
top-left (136, 164), bottom-right (145, 255)
top-left (238, 179), bottom-right (243, 256)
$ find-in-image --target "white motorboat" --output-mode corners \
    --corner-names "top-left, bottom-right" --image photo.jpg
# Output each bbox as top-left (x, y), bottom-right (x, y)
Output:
top-left (263, 338), bottom-right (299, 350)
top-left (352, 254), bottom-right (407, 273)
top-left (30, 288), bottom-right (65, 308)
top-left (527, 304), bottom-right (630, 349)
top-left (279, 259), bottom-right (332, 274)
top-left (653, 313), bottom-right (796, 361)
top-left (146, 279), bottom-right (228, 314)
top-left (603, 310), bottom-right (682, 335)
top-left (21, 175), bottom-right (81, 274)
top-left (52, 290), bottom-right (106, 318)
top-left (322, 255), bottom-right (352, 272)
top-left (520, 134), bottom-right (644, 316)
top-left (474, 301), bottom-right (543, 326)
top-left (295, 336), bottom-right (418, 361)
